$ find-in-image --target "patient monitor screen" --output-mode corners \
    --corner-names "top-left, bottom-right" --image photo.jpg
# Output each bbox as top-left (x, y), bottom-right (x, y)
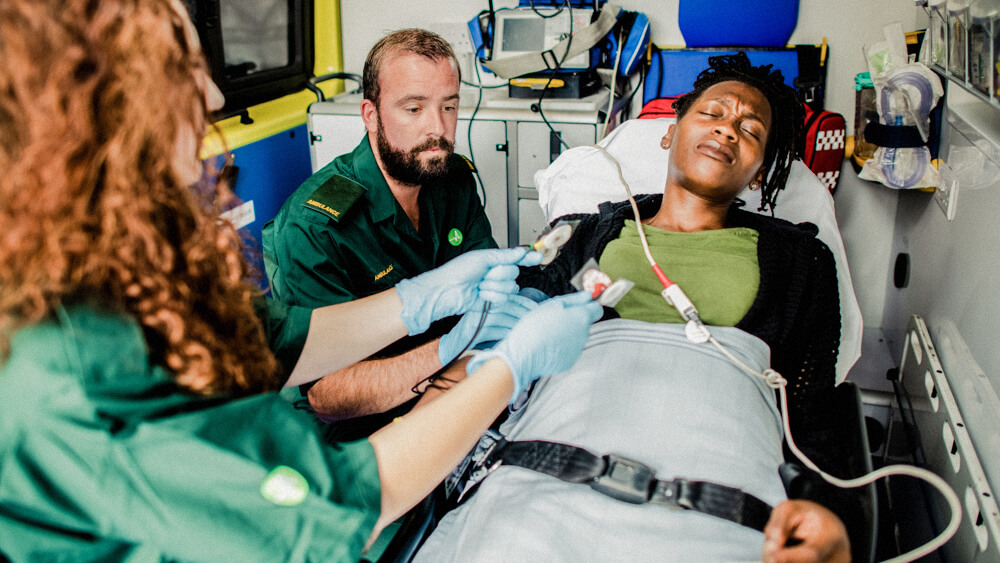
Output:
top-left (501, 18), bottom-right (546, 52)
top-left (493, 8), bottom-right (593, 69)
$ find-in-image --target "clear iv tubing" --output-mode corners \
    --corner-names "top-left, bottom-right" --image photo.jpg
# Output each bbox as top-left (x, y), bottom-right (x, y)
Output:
top-left (878, 72), bottom-right (933, 189)
top-left (879, 71), bottom-right (935, 124)
top-left (881, 131), bottom-right (929, 188)
top-left (591, 144), bottom-right (961, 562)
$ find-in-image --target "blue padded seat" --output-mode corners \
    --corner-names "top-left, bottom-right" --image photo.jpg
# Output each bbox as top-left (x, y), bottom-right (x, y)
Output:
top-left (643, 48), bottom-right (801, 103)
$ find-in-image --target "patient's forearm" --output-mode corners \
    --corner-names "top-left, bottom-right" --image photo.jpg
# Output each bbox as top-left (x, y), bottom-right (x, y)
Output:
top-left (412, 357), bottom-right (470, 410)
top-left (285, 290), bottom-right (409, 387)
top-left (368, 357), bottom-right (512, 541)
top-left (306, 339), bottom-right (443, 421)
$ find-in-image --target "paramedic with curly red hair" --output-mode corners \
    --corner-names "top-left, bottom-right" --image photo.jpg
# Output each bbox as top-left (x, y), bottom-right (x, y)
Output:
top-left (0, 0), bottom-right (601, 559)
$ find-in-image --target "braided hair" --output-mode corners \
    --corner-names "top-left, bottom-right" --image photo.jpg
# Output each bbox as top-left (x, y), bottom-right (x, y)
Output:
top-left (672, 52), bottom-right (805, 213)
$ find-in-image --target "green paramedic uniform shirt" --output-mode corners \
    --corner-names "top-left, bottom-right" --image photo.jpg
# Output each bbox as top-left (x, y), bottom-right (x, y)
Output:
top-left (0, 303), bottom-right (382, 562)
top-left (262, 135), bottom-right (497, 309)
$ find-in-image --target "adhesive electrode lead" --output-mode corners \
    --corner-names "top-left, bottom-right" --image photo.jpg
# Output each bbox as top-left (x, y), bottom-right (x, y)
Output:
top-left (532, 222), bottom-right (576, 265)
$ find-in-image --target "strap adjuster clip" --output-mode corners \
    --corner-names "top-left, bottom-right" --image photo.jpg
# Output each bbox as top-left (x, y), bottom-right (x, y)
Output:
top-left (650, 478), bottom-right (697, 510)
top-left (588, 454), bottom-right (655, 504)
top-left (540, 49), bottom-right (559, 70)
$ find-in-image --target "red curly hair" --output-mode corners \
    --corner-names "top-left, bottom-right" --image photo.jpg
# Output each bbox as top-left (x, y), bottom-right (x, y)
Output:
top-left (0, 0), bottom-right (280, 396)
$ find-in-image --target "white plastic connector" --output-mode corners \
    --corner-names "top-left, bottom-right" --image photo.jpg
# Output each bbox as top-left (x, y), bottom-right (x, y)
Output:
top-left (684, 320), bottom-right (710, 343)
top-left (661, 284), bottom-right (700, 323)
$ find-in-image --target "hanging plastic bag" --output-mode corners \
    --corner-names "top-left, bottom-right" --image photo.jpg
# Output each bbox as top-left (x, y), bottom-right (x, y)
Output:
top-left (858, 24), bottom-right (944, 189)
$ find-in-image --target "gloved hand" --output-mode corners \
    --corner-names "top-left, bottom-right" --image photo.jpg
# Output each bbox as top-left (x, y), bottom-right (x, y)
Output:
top-left (466, 291), bottom-right (602, 402)
top-left (396, 248), bottom-right (542, 335)
top-left (438, 295), bottom-right (538, 366)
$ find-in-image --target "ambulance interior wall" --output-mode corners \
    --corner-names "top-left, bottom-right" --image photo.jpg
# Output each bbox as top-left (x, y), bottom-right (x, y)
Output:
top-left (881, 81), bottom-right (1000, 490)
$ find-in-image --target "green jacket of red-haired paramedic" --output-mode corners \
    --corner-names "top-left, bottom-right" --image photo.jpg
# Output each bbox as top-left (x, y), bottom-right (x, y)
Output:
top-left (0, 302), bottom-right (381, 562)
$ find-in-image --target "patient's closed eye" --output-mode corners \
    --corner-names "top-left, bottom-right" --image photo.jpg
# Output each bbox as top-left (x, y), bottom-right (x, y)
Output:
top-left (742, 125), bottom-right (761, 139)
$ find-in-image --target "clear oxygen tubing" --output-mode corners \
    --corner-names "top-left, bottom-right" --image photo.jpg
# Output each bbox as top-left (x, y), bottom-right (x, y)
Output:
top-left (878, 71), bottom-right (934, 189)
top-left (591, 144), bottom-right (961, 563)
top-left (880, 116), bottom-right (930, 189)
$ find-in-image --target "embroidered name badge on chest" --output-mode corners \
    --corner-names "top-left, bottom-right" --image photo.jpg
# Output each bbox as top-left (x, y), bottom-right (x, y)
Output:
top-left (374, 263), bottom-right (395, 283)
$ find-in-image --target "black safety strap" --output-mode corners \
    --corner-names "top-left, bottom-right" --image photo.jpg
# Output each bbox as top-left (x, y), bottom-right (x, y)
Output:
top-left (481, 439), bottom-right (773, 532)
top-left (865, 121), bottom-right (927, 148)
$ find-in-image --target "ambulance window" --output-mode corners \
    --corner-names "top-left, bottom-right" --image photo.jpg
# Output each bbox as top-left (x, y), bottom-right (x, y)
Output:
top-left (185, 0), bottom-right (312, 117)
top-left (220, 1), bottom-right (290, 77)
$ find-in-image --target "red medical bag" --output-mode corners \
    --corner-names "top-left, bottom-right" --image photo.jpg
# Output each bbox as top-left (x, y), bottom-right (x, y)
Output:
top-left (637, 96), bottom-right (679, 119)
top-left (801, 104), bottom-right (846, 193)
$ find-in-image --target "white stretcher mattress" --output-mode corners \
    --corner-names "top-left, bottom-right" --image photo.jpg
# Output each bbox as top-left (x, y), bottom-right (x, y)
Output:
top-left (415, 320), bottom-right (786, 562)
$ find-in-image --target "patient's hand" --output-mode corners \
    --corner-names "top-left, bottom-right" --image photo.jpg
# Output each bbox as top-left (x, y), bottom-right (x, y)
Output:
top-left (762, 500), bottom-right (850, 563)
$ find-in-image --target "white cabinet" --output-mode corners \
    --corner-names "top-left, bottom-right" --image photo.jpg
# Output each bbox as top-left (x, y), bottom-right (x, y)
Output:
top-left (307, 88), bottom-right (610, 248)
top-left (454, 118), bottom-right (509, 248)
top-left (307, 113), bottom-right (368, 172)
top-left (516, 121), bottom-right (599, 188)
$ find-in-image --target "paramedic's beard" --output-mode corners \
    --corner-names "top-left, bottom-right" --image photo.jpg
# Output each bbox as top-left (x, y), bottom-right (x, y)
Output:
top-left (376, 121), bottom-right (453, 187)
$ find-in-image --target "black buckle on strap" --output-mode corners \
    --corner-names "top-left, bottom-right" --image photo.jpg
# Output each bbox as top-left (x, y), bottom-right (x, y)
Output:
top-left (541, 49), bottom-right (559, 71)
top-left (649, 479), bottom-right (697, 510)
top-left (588, 454), bottom-right (656, 504)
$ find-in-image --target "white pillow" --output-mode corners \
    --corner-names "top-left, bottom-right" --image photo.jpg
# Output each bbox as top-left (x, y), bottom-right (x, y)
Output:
top-left (534, 118), bottom-right (861, 383)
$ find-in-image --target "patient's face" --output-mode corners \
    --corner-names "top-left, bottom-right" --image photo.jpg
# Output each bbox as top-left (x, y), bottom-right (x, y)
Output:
top-left (664, 80), bottom-right (771, 203)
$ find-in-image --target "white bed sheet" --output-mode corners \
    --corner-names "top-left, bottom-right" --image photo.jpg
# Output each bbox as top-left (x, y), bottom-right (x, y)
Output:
top-left (415, 320), bottom-right (786, 562)
top-left (533, 118), bottom-right (862, 383)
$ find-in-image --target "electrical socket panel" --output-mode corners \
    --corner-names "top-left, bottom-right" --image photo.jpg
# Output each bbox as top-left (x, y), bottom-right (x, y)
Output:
top-left (428, 21), bottom-right (475, 55)
top-left (426, 21), bottom-right (478, 84)
top-left (426, 21), bottom-right (508, 88)
top-left (934, 159), bottom-right (960, 221)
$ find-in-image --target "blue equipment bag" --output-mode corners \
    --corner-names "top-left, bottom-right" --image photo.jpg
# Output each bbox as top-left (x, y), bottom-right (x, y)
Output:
top-left (602, 10), bottom-right (650, 77)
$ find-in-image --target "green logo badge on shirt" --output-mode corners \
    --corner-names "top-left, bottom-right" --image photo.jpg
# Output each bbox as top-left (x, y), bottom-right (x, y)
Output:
top-left (260, 465), bottom-right (309, 506)
top-left (447, 228), bottom-right (463, 246)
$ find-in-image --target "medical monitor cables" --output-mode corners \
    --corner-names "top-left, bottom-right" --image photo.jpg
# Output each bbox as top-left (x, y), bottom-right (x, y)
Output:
top-left (530, 0), bottom-right (574, 152)
top-left (592, 144), bottom-right (961, 563)
top-left (465, 43), bottom-right (506, 210)
top-left (601, 26), bottom-right (625, 139)
top-left (591, 144), bottom-right (708, 342)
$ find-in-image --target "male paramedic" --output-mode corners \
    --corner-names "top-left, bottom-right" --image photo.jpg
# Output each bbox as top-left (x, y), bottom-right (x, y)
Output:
top-left (263, 29), bottom-right (499, 440)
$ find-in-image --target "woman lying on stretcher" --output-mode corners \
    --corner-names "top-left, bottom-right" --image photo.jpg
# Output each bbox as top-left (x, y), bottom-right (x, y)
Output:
top-left (416, 52), bottom-right (859, 563)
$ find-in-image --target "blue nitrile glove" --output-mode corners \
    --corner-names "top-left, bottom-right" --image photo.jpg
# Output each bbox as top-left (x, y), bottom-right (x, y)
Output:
top-left (466, 291), bottom-right (603, 402)
top-left (396, 248), bottom-right (543, 335)
top-left (438, 294), bottom-right (538, 366)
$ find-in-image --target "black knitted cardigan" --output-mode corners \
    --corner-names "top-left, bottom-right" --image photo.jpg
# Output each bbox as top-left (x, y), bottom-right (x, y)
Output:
top-left (519, 194), bottom-right (869, 553)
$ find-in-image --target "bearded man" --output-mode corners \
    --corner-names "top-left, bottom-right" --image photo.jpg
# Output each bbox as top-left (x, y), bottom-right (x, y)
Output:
top-left (264, 29), bottom-right (500, 440)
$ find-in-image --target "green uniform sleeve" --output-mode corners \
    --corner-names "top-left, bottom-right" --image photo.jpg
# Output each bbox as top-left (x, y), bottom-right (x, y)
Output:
top-left (0, 311), bottom-right (383, 562)
top-left (253, 295), bottom-right (312, 377)
top-left (268, 214), bottom-right (362, 309)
